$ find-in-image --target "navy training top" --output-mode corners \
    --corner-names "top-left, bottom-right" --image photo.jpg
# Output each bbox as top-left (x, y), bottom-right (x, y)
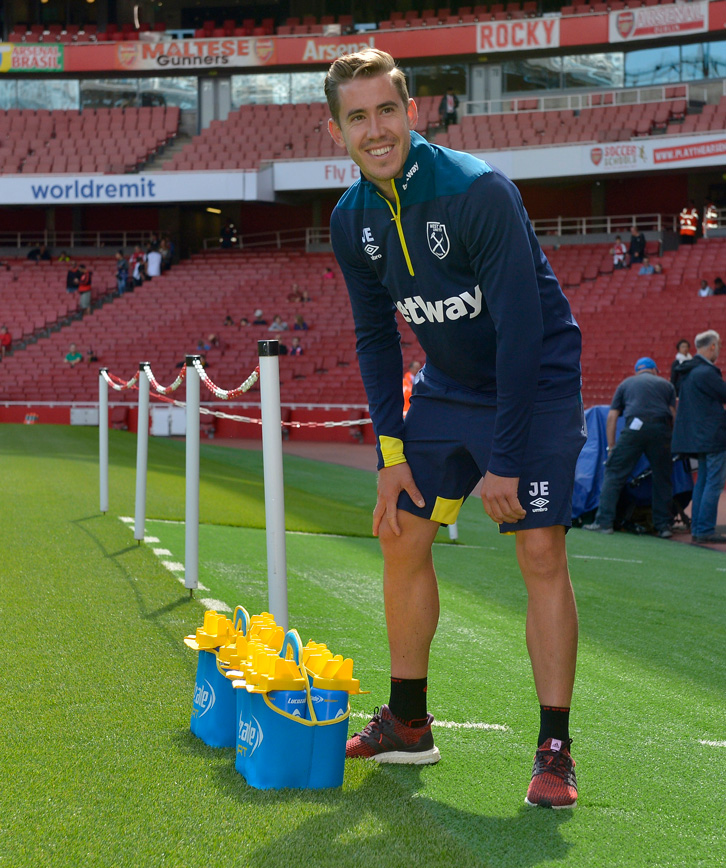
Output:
top-left (330, 131), bottom-right (582, 476)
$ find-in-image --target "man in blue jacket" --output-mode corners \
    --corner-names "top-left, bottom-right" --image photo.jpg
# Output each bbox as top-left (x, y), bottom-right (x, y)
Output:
top-left (672, 330), bottom-right (726, 543)
top-left (325, 49), bottom-right (585, 808)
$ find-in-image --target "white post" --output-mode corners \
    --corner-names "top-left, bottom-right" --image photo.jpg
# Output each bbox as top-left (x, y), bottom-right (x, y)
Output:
top-left (99, 368), bottom-right (109, 514)
top-left (134, 363), bottom-right (150, 543)
top-left (258, 339), bottom-right (288, 630)
top-left (185, 355), bottom-right (200, 593)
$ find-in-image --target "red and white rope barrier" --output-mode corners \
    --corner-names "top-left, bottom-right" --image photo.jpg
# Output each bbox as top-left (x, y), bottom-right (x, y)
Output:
top-left (101, 369), bottom-right (139, 391)
top-left (99, 340), bottom-right (372, 622)
top-left (193, 357), bottom-right (260, 399)
top-left (142, 363), bottom-right (187, 395)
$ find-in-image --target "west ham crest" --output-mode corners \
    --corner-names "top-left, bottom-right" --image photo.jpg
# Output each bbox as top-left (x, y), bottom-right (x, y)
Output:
top-left (427, 222), bottom-right (450, 259)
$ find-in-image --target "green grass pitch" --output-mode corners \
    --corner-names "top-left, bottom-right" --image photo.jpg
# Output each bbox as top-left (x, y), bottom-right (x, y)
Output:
top-left (1, 424), bottom-right (725, 868)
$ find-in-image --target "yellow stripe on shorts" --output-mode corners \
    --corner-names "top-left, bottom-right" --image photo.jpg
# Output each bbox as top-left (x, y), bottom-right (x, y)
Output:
top-left (430, 495), bottom-right (464, 525)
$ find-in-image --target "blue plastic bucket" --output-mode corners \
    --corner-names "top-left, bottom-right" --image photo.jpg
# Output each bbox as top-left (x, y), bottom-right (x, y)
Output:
top-left (190, 649), bottom-right (237, 748)
top-left (268, 689), bottom-right (309, 718)
top-left (310, 687), bottom-right (349, 721)
top-left (234, 629), bottom-right (349, 790)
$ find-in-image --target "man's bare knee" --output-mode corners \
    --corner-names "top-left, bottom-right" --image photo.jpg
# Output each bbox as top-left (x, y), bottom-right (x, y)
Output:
top-left (516, 527), bottom-right (568, 579)
top-left (379, 512), bottom-right (438, 566)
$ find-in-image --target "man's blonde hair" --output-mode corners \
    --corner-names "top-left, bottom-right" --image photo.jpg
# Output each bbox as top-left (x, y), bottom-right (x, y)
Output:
top-left (324, 49), bottom-right (410, 124)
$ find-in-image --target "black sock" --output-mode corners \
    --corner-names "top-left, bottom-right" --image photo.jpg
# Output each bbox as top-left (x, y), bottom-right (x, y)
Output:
top-left (389, 677), bottom-right (428, 727)
top-left (538, 705), bottom-right (570, 747)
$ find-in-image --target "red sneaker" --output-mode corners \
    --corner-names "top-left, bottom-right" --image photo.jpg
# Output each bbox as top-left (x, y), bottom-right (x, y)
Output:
top-left (346, 705), bottom-right (441, 764)
top-left (525, 737), bottom-right (578, 808)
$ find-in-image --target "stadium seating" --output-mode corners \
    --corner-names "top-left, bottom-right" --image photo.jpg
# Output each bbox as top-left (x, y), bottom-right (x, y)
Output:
top-left (161, 96), bottom-right (444, 172)
top-left (157, 87), bottom-right (713, 175)
top-left (435, 96), bottom-right (711, 151)
top-left (0, 107), bottom-right (179, 175)
top-left (0, 251), bottom-right (374, 406)
top-left (3, 238), bottom-right (726, 411)
top-left (0, 257), bottom-right (117, 345)
top-left (8, 0), bottom-right (688, 44)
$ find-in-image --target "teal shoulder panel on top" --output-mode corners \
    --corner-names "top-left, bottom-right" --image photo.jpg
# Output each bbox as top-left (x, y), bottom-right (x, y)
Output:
top-left (430, 143), bottom-right (492, 199)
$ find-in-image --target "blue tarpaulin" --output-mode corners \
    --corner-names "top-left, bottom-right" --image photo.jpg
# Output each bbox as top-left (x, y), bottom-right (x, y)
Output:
top-left (572, 405), bottom-right (693, 520)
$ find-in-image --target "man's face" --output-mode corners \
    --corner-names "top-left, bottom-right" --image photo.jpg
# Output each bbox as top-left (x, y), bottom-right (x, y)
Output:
top-left (328, 74), bottom-right (418, 195)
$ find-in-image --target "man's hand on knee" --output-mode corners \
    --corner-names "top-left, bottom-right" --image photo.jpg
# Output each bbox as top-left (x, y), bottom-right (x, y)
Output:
top-left (481, 471), bottom-right (526, 524)
top-left (373, 463), bottom-right (425, 538)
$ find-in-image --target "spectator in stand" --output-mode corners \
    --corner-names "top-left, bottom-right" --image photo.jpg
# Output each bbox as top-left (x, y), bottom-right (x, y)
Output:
top-left (57, 251), bottom-right (71, 263)
top-left (638, 257), bottom-right (655, 276)
top-left (64, 343), bottom-right (84, 367)
top-left (653, 262), bottom-right (663, 274)
top-left (290, 336), bottom-right (303, 356)
top-left (66, 260), bottom-right (81, 293)
top-left (146, 246), bottom-right (162, 278)
top-left (269, 314), bottom-right (289, 332)
top-left (132, 255), bottom-right (148, 287)
top-left (240, 316), bottom-right (250, 327)
top-left (713, 277), bottom-right (726, 296)
top-left (670, 339), bottom-right (692, 392)
top-left (628, 225), bottom-right (646, 266)
top-left (0, 325), bottom-right (11, 359)
top-left (703, 199), bottom-right (718, 239)
top-left (679, 200), bottom-right (699, 245)
top-left (438, 87), bottom-right (459, 129)
top-left (87, 347), bottom-right (99, 362)
top-left (27, 244), bottom-right (51, 263)
top-left (698, 279), bottom-right (713, 297)
top-left (224, 314), bottom-right (235, 326)
top-left (252, 309), bottom-right (268, 326)
top-left (610, 235), bottom-right (627, 269)
top-left (115, 251), bottom-right (129, 294)
top-left (323, 266), bottom-right (335, 279)
top-left (293, 314), bottom-right (308, 331)
top-left (129, 245), bottom-right (145, 278)
top-left (159, 236), bottom-right (173, 271)
top-left (288, 283), bottom-right (303, 302)
top-left (220, 220), bottom-right (238, 248)
top-left (78, 265), bottom-right (92, 315)
top-left (278, 340), bottom-right (289, 355)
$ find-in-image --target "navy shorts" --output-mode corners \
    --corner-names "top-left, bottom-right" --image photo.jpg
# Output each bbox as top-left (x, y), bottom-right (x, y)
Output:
top-left (398, 368), bottom-right (587, 532)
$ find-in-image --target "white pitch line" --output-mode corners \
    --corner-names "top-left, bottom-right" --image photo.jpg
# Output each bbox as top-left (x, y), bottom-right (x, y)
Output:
top-left (161, 560), bottom-right (186, 573)
top-left (349, 711), bottom-right (507, 731)
top-left (153, 548), bottom-right (172, 556)
top-left (571, 554), bottom-right (643, 564)
top-left (199, 597), bottom-right (232, 612)
top-left (698, 739), bottom-right (726, 747)
top-left (143, 536), bottom-right (160, 543)
top-left (287, 530), bottom-right (350, 540)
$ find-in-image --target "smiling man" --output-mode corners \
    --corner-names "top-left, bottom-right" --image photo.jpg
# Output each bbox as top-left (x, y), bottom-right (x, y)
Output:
top-left (325, 49), bottom-right (585, 808)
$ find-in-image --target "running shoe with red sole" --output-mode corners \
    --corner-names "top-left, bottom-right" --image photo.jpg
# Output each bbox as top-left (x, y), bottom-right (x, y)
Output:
top-left (346, 704), bottom-right (441, 764)
top-left (525, 737), bottom-right (578, 808)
